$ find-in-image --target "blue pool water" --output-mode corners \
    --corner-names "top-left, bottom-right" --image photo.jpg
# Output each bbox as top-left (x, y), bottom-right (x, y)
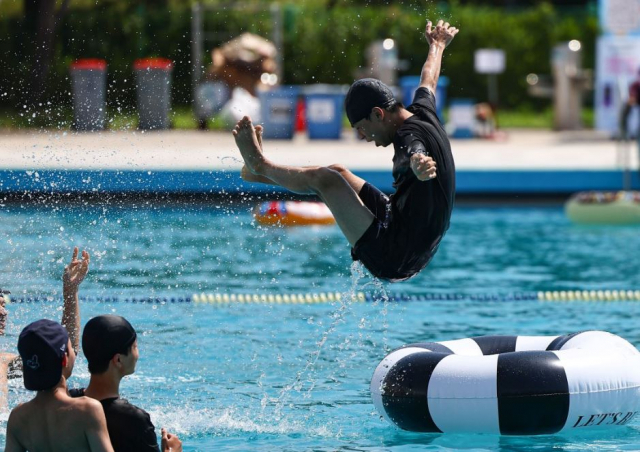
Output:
top-left (2, 203), bottom-right (640, 451)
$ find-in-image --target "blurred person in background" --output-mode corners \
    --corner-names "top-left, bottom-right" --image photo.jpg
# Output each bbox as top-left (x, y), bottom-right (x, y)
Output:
top-left (208, 32), bottom-right (277, 126)
top-left (620, 67), bottom-right (640, 140)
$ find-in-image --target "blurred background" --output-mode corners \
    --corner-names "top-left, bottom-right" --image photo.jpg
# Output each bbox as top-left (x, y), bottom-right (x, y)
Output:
top-left (0, 0), bottom-right (606, 132)
top-left (0, 0), bottom-right (639, 216)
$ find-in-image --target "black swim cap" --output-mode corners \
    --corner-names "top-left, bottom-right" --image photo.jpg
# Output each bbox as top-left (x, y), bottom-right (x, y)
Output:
top-left (345, 78), bottom-right (397, 127)
top-left (82, 315), bottom-right (137, 368)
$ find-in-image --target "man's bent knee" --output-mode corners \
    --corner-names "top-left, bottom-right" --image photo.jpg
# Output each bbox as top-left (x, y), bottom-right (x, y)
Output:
top-left (327, 163), bottom-right (349, 175)
top-left (310, 167), bottom-right (345, 194)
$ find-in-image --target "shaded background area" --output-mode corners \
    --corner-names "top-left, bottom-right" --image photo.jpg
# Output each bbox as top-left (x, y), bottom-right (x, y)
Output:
top-left (0, 0), bottom-right (598, 127)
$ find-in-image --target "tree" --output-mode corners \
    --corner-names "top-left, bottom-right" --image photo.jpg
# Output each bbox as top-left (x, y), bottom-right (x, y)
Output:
top-left (24, 0), bottom-right (70, 107)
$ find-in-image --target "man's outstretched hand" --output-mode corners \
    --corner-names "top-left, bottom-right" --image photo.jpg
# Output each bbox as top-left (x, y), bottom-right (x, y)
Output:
top-left (425, 19), bottom-right (459, 48)
top-left (62, 247), bottom-right (90, 291)
top-left (161, 428), bottom-right (183, 452)
top-left (410, 154), bottom-right (437, 181)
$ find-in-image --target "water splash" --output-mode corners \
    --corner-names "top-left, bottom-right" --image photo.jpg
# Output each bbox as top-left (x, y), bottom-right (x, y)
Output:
top-left (264, 261), bottom-right (369, 422)
top-left (146, 405), bottom-right (338, 438)
top-left (353, 263), bottom-right (392, 354)
top-left (219, 156), bottom-right (243, 166)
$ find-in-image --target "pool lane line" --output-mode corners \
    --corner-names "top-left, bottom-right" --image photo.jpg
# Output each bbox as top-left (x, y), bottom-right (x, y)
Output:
top-left (192, 292), bottom-right (366, 304)
top-left (5, 290), bottom-right (640, 304)
top-left (5, 296), bottom-right (191, 304)
top-left (536, 290), bottom-right (640, 302)
top-left (191, 290), bottom-right (640, 303)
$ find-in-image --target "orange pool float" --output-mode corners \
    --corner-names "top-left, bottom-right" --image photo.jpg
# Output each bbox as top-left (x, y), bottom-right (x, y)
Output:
top-left (253, 201), bottom-right (336, 227)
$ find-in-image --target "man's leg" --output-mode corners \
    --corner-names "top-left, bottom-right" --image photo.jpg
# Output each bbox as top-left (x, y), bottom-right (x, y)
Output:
top-left (234, 117), bottom-right (374, 246)
top-left (240, 126), bottom-right (368, 195)
top-left (243, 163), bottom-right (367, 195)
top-left (241, 125), bottom-right (278, 185)
top-left (326, 164), bottom-right (367, 195)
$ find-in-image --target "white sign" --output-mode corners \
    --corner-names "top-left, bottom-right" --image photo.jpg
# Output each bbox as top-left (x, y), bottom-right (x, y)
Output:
top-left (474, 49), bottom-right (506, 74)
top-left (307, 99), bottom-right (335, 123)
top-left (600, 0), bottom-right (640, 36)
top-left (268, 99), bottom-right (294, 124)
top-left (449, 103), bottom-right (475, 127)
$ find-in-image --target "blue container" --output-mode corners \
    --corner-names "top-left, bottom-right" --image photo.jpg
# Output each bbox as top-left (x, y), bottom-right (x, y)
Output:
top-left (258, 86), bottom-right (300, 139)
top-left (304, 85), bottom-right (347, 140)
top-left (399, 75), bottom-right (449, 121)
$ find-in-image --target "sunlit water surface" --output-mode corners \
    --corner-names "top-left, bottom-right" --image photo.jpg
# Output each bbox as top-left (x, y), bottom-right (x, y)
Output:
top-left (1, 203), bottom-right (640, 451)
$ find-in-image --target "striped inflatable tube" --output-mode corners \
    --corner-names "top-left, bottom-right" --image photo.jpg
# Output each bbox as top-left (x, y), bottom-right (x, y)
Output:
top-left (371, 331), bottom-right (640, 435)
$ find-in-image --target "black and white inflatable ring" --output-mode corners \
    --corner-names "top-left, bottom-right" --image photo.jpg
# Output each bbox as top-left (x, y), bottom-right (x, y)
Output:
top-left (371, 331), bottom-right (640, 435)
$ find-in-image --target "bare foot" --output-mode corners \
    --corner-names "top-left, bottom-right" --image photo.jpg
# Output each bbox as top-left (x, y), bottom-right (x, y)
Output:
top-left (240, 165), bottom-right (264, 182)
top-left (232, 116), bottom-right (265, 175)
top-left (240, 124), bottom-right (275, 183)
top-left (255, 124), bottom-right (264, 150)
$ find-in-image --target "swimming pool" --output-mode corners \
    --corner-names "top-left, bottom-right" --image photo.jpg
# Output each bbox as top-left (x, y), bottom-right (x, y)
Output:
top-left (2, 202), bottom-right (640, 451)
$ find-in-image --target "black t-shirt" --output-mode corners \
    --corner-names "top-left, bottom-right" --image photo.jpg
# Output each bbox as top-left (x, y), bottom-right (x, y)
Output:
top-left (392, 86), bottom-right (455, 213)
top-left (352, 87), bottom-right (455, 281)
top-left (69, 388), bottom-right (160, 452)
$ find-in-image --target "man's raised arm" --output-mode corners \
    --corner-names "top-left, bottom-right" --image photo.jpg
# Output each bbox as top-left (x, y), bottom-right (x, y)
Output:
top-left (61, 247), bottom-right (90, 353)
top-left (419, 19), bottom-right (459, 95)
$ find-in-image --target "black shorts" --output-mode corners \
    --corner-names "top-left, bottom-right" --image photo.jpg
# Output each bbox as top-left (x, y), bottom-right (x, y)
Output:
top-left (350, 183), bottom-right (397, 280)
top-left (351, 183), bottom-right (436, 282)
top-left (358, 182), bottom-right (390, 227)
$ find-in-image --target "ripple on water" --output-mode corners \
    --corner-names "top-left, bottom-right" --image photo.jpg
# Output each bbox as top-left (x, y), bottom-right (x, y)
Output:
top-left (1, 206), bottom-right (640, 450)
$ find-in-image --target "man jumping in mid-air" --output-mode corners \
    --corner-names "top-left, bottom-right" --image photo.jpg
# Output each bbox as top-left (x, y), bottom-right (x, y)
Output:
top-left (234, 19), bottom-right (458, 282)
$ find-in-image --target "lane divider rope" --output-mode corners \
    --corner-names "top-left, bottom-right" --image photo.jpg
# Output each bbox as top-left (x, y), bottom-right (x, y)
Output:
top-left (4, 290), bottom-right (640, 304)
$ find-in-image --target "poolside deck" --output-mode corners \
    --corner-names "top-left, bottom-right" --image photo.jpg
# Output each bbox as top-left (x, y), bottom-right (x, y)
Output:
top-left (0, 129), bottom-right (638, 198)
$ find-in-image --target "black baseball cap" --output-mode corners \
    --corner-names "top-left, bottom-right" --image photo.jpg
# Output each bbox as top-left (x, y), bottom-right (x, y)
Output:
top-left (82, 315), bottom-right (137, 366)
top-left (345, 78), bottom-right (397, 127)
top-left (18, 319), bottom-right (69, 391)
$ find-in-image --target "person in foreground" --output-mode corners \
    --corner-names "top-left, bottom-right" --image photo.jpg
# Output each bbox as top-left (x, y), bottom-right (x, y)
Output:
top-left (69, 314), bottom-right (181, 452)
top-left (0, 245), bottom-right (88, 413)
top-left (5, 318), bottom-right (114, 452)
top-left (57, 249), bottom-right (182, 452)
top-left (4, 247), bottom-right (113, 452)
top-left (234, 19), bottom-right (458, 282)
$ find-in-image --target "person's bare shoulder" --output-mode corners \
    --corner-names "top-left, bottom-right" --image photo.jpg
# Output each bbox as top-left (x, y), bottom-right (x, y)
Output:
top-left (8, 401), bottom-right (30, 419)
top-left (7, 402), bottom-right (29, 435)
top-left (6, 404), bottom-right (29, 452)
top-left (70, 396), bottom-right (106, 426)
top-left (71, 395), bottom-right (103, 412)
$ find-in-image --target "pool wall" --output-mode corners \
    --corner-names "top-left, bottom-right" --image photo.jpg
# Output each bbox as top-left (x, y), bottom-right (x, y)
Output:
top-left (0, 169), bottom-right (638, 197)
